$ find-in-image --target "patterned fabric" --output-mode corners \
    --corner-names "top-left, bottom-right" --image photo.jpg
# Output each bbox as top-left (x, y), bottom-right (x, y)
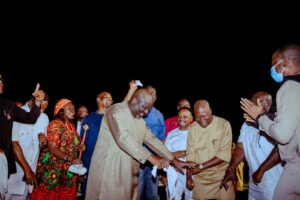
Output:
top-left (30, 119), bottom-right (80, 200)
top-left (53, 99), bottom-right (72, 116)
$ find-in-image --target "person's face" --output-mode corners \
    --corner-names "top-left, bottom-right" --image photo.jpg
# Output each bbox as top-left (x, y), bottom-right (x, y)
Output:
top-left (0, 80), bottom-right (3, 94)
top-left (178, 109), bottom-right (193, 130)
top-left (177, 100), bottom-right (190, 110)
top-left (40, 100), bottom-right (49, 113)
top-left (194, 107), bottom-right (212, 128)
top-left (272, 52), bottom-right (285, 75)
top-left (64, 103), bottom-right (75, 120)
top-left (257, 94), bottom-right (272, 112)
top-left (101, 93), bottom-right (113, 109)
top-left (76, 106), bottom-right (88, 119)
top-left (146, 88), bottom-right (157, 103)
top-left (132, 98), bottom-right (153, 119)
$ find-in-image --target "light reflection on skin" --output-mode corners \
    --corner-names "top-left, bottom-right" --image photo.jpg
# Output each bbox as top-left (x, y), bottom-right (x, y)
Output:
top-left (64, 103), bottom-right (75, 120)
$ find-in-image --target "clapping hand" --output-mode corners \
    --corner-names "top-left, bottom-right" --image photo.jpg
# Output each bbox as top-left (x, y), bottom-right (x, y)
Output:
top-left (240, 98), bottom-right (263, 121)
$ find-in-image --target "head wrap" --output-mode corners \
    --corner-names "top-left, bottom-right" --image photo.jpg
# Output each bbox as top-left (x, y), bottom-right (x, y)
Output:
top-left (54, 98), bottom-right (72, 116)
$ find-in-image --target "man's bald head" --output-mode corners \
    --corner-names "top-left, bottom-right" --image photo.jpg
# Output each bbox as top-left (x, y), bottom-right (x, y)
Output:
top-left (96, 91), bottom-right (113, 111)
top-left (281, 44), bottom-right (300, 66)
top-left (194, 100), bottom-right (211, 114)
top-left (145, 85), bottom-right (157, 103)
top-left (194, 100), bottom-right (213, 128)
top-left (129, 88), bottom-right (154, 119)
top-left (177, 99), bottom-right (191, 110)
top-left (273, 44), bottom-right (300, 76)
top-left (132, 88), bottom-right (153, 103)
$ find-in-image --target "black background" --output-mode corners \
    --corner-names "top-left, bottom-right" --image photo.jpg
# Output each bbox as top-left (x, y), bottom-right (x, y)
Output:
top-left (1, 18), bottom-right (299, 142)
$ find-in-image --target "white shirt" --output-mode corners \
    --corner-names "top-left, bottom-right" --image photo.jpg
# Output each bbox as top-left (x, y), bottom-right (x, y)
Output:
top-left (238, 122), bottom-right (283, 200)
top-left (165, 128), bottom-right (192, 200)
top-left (10, 103), bottom-right (49, 194)
top-left (76, 120), bottom-right (82, 135)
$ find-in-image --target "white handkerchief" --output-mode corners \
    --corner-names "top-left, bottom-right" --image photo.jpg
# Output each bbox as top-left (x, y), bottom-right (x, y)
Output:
top-left (68, 164), bottom-right (87, 175)
top-left (151, 165), bottom-right (158, 177)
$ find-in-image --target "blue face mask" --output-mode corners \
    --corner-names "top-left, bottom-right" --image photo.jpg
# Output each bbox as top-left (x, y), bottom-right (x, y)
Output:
top-left (270, 59), bottom-right (285, 83)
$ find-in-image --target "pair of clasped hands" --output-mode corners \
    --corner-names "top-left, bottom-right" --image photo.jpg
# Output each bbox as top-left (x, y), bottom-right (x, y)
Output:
top-left (148, 154), bottom-right (198, 174)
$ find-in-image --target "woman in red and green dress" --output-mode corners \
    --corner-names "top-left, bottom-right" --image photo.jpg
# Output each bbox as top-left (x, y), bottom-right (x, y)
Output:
top-left (30, 99), bottom-right (84, 200)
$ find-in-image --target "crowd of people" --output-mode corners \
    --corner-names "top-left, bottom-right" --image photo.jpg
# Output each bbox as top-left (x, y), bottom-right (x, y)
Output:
top-left (1, 43), bottom-right (300, 200)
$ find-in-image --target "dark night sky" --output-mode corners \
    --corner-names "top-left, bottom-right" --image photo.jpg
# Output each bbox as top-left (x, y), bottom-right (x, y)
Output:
top-left (1, 23), bottom-right (299, 142)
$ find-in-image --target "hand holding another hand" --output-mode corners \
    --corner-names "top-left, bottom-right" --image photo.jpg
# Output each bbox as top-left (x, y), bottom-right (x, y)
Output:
top-left (148, 154), bottom-right (169, 169)
top-left (184, 160), bottom-right (199, 169)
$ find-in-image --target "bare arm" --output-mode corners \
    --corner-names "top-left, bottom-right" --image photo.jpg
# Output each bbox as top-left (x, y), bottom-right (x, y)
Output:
top-left (191, 156), bottom-right (224, 175)
top-left (220, 143), bottom-right (245, 190)
top-left (252, 146), bottom-right (281, 185)
top-left (186, 167), bottom-right (194, 191)
top-left (12, 141), bottom-right (36, 185)
top-left (123, 80), bottom-right (137, 102)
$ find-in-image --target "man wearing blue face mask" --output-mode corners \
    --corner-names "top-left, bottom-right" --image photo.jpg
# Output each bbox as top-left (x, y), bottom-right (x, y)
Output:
top-left (241, 44), bottom-right (300, 199)
top-left (270, 59), bottom-right (284, 82)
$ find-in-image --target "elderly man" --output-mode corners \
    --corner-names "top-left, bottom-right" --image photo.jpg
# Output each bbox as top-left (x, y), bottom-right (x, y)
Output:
top-left (86, 88), bottom-right (193, 200)
top-left (186, 100), bottom-right (234, 200)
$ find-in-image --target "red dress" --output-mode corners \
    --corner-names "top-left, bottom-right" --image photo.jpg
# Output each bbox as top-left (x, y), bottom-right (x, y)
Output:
top-left (30, 119), bottom-right (80, 200)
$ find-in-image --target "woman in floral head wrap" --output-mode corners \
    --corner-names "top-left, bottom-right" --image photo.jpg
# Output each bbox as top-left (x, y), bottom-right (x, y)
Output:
top-left (30, 99), bottom-right (85, 200)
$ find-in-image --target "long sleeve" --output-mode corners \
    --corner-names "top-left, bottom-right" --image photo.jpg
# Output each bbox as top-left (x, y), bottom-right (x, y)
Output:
top-left (14, 104), bottom-right (40, 124)
top-left (143, 128), bottom-right (173, 161)
top-left (144, 107), bottom-right (166, 141)
top-left (259, 81), bottom-right (300, 144)
top-left (106, 108), bottom-right (151, 163)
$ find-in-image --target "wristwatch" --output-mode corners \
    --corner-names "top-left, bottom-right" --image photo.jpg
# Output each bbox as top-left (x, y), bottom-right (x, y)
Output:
top-left (199, 164), bottom-right (204, 170)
